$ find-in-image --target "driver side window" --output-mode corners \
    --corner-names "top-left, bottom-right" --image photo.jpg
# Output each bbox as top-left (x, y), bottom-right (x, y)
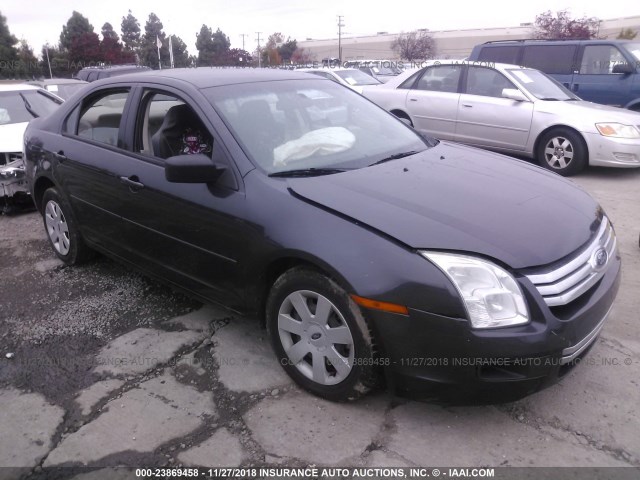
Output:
top-left (138, 91), bottom-right (213, 160)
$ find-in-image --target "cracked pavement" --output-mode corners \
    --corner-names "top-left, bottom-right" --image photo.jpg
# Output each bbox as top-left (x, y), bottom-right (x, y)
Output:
top-left (1, 167), bottom-right (639, 479)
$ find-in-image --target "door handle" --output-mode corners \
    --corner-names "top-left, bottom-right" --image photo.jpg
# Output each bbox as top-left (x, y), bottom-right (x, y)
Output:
top-left (409, 98), bottom-right (418, 102)
top-left (572, 83), bottom-right (579, 92)
top-left (462, 104), bottom-right (473, 108)
top-left (119, 175), bottom-right (145, 190)
top-left (54, 151), bottom-right (67, 163)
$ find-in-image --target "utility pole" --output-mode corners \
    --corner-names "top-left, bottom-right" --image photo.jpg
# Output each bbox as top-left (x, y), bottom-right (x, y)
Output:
top-left (240, 34), bottom-right (248, 51)
top-left (337, 15), bottom-right (344, 65)
top-left (256, 32), bottom-right (262, 68)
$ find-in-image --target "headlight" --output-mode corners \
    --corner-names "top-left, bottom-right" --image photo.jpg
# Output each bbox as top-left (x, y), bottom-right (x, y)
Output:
top-left (420, 251), bottom-right (529, 329)
top-left (595, 123), bottom-right (640, 139)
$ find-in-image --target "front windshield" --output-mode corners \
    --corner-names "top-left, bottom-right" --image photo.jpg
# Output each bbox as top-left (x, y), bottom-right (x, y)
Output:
top-left (0, 90), bottom-right (62, 125)
top-left (506, 69), bottom-right (579, 101)
top-left (205, 79), bottom-right (427, 174)
top-left (334, 70), bottom-right (381, 86)
top-left (625, 42), bottom-right (640, 62)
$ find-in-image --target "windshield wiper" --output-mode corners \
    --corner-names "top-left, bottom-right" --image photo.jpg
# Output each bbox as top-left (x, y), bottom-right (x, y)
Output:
top-left (369, 150), bottom-right (420, 166)
top-left (19, 93), bottom-right (39, 119)
top-left (269, 167), bottom-right (347, 177)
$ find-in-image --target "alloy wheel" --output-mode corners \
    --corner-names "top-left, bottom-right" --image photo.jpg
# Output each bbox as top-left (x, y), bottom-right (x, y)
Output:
top-left (543, 136), bottom-right (574, 170)
top-left (45, 200), bottom-right (70, 255)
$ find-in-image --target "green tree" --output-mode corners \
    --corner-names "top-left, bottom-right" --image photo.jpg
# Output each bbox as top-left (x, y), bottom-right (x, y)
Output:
top-left (262, 32), bottom-right (284, 66)
top-left (40, 44), bottom-right (69, 78)
top-left (12, 40), bottom-right (39, 78)
top-left (168, 35), bottom-right (190, 67)
top-left (60, 11), bottom-right (94, 51)
top-left (0, 11), bottom-right (19, 78)
top-left (617, 28), bottom-right (638, 40)
top-left (196, 26), bottom-right (230, 66)
top-left (138, 12), bottom-right (167, 69)
top-left (534, 10), bottom-right (600, 39)
top-left (120, 10), bottom-right (141, 55)
top-left (196, 24), bottom-right (215, 65)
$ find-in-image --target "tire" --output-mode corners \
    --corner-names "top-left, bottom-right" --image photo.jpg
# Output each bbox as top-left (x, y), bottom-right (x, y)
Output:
top-left (536, 128), bottom-right (587, 176)
top-left (266, 267), bottom-right (378, 401)
top-left (41, 187), bottom-right (94, 265)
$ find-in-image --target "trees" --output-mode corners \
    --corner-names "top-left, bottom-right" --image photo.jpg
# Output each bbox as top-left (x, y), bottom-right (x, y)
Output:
top-left (261, 33), bottom-right (299, 66)
top-left (196, 25), bottom-right (231, 66)
top-left (138, 13), bottom-right (167, 69)
top-left (168, 35), bottom-right (190, 68)
top-left (391, 30), bottom-right (435, 61)
top-left (60, 11), bottom-right (94, 51)
top-left (101, 22), bottom-right (135, 64)
top-left (617, 28), bottom-right (638, 40)
top-left (534, 10), bottom-right (600, 39)
top-left (0, 11), bottom-right (19, 78)
top-left (14, 40), bottom-right (40, 78)
top-left (121, 10), bottom-right (141, 54)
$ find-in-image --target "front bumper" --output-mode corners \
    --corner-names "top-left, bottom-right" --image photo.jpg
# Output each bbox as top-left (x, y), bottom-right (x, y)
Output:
top-left (365, 251), bottom-right (621, 403)
top-left (584, 131), bottom-right (640, 168)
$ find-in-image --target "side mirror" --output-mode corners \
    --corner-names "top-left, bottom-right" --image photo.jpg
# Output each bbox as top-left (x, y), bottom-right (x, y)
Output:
top-left (164, 153), bottom-right (226, 184)
top-left (612, 63), bottom-right (634, 75)
top-left (502, 88), bottom-right (529, 102)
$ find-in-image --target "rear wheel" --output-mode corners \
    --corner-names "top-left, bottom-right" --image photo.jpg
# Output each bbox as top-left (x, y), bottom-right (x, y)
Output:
top-left (42, 188), bottom-right (93, 265)
top-left (266, 268), bottom-right (378, 401)
top-left (536, 128), bottom-right (587, 176)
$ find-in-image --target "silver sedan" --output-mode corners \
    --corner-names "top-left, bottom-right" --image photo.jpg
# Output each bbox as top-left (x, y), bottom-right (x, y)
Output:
top-left (362, 61), bottom-right (640, 176)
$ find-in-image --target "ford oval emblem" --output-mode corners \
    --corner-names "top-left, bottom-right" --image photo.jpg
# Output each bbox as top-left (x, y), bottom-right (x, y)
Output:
top-left (591, 247), bottom-right (608, 271)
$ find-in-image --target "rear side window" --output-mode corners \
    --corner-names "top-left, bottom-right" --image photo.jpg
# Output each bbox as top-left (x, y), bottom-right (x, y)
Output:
top-left (477, 46), bottom-right (520, 65)
top-left (466, 67), bottom-right (516, 98)
top-left (75, 90), bottom-right (130, 147)
top-left (522, 45), bottom-right (577, 74)
top-left (415, 65), bottom-right (462, 93)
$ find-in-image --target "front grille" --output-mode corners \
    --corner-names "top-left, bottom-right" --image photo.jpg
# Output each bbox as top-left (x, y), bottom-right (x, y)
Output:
top-left (525, 217), bottom-right (616, 307)
top-left (1, 152), bottom-right (22, 167)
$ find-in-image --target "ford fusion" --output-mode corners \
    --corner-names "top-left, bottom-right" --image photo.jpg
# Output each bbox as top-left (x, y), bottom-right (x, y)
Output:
top-left (24, 69), bottom-right (620, 402)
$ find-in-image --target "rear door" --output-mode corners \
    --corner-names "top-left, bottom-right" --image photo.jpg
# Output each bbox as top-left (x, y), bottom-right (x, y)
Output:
top-left (455, 66), bottom-right (533, 151)
top-left (405, 64), bottom-right (463, 140)
top-left (55, 87), bottom-right (135, 255)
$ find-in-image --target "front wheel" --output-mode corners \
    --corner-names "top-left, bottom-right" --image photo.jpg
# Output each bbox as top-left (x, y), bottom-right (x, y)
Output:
top-left (41, 188), bottom-right (94, 265)
top-left (266, 268), bottom-right (378, 401)
top-left (536, 128), bottom-right (587, 176)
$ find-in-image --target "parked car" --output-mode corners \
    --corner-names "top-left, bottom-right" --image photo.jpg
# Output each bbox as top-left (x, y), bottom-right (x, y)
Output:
top-left (75, 64), bottom-right (151, 82)
top-left (344, 60), bottom-right (401, 83)
top-left (362, 60), bottom-right (640, 176)
top-left (1, 84), bottom-right (62, 213)
top-left (25, 68), bottom-right (620, 402)
top-left (26, 78), bottom-right (88, 100)
top-left (299, 67), bottom-right (382, 93)
top-left (468, 39), bottom-right (640, 110)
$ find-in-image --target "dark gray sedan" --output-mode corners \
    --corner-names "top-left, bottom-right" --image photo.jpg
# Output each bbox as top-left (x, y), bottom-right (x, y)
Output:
top-left (24, 68), bottom-right (620, 402)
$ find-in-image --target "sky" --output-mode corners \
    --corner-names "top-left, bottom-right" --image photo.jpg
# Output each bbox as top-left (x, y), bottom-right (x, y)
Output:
top-left (2, 0), bottom-right (638, 56)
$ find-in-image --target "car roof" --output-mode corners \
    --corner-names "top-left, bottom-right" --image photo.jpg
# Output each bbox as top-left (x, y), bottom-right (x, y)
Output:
top-left (0, 83), bottom-right (41, 92)
top-left (90, 67), bottom-right (320, 89)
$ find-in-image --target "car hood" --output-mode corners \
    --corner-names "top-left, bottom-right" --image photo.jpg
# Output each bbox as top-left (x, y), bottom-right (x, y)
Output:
top-left (0, 122), bottom-right (28, 153)
top-left (287, 142), bottom-right (602, 269)
top-left (536, 100), bottom-right (640, 125)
